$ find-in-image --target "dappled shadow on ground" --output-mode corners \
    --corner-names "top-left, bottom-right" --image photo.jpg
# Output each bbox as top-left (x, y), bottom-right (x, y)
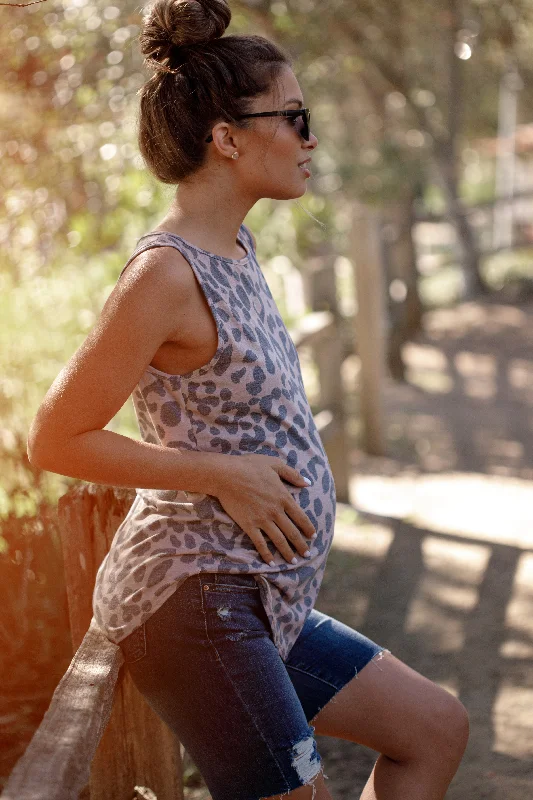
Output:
top-left (348, 299), bottom-right (533, 478)
top-left (314, 299), bottom-right (533, 798)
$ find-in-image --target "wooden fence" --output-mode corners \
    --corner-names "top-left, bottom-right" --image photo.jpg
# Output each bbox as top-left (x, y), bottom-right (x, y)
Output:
top-left (58, 484), bottom-right (183, 800)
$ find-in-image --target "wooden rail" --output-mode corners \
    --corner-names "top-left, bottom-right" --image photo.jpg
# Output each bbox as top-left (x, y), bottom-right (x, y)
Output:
top-left (57, 484), bottom-right (183, 800)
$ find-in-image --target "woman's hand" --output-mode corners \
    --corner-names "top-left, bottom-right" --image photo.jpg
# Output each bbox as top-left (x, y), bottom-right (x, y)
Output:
top-left (210, 454), bottom-right (317, 566)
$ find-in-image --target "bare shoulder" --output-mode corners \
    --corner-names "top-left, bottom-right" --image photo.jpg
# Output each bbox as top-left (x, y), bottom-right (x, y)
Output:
top-left (116, 242), bottom-right (197, 300)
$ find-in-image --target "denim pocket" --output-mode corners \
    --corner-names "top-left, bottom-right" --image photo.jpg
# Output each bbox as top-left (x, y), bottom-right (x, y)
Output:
top-left (201, 578), bottom-right (266, 645)
top-left (201, 575), bottom-right (260, 613)
top-left (202, 582), bottom-right (260, 603)
top-left (203, 573), bottom-right (259, 592)
top-left (119, 622), bottom-right (147, 664)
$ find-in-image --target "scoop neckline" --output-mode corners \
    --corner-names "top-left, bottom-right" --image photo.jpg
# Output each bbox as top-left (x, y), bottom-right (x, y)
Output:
top-left (141, 227), bottom-right (250, 264)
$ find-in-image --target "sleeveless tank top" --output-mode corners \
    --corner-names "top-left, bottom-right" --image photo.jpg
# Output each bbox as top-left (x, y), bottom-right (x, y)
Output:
top-left (92, 223), bottom-right (336, 662)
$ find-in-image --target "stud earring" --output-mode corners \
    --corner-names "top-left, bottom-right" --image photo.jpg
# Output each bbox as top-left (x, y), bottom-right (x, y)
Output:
top-left (231, 152), bottom-right (239, 159)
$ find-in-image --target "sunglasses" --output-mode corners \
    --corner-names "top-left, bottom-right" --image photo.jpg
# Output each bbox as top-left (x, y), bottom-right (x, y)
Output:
top-left (205, 108), bottom-right (311, 143)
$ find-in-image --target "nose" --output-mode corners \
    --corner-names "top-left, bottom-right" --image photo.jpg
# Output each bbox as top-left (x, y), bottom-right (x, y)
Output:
top-left (304, 132), bottom-right (318, 149)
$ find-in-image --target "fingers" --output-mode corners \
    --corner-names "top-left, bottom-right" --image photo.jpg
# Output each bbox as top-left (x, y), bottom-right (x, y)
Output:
top-left (282, 496), bottom-right (317, 540)
top-left (247, 529), bottom-right (277, 567)
top-left (275, 462), bottom-right (310, 487)
top-left (247, 513), bottom-right (316, 566)
top-left (262, 513), bottom-right (314, 564)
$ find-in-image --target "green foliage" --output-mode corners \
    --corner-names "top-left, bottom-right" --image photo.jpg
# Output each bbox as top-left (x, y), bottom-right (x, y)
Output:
top-left (0, 250), bottom-right (123, 517)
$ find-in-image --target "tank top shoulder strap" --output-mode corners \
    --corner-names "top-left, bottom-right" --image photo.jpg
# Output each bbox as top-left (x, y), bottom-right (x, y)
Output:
top-left (239, 222), bottom-right (256, 255)
top-left (118, 223), bottom-right (254, 281)
top-left (117, 231), bottom-right (186, 280)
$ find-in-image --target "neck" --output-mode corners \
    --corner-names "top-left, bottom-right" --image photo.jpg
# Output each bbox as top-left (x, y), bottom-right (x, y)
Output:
top-left (158, 168), bottom-right (257, 259)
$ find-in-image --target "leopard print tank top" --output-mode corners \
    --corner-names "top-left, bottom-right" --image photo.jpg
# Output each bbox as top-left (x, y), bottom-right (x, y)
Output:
top-left (92, 223), bottom-right (336, 661)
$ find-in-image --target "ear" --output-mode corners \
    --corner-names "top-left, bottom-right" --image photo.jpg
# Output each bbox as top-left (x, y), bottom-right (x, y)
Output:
top-left (210, 121), bottom-right (240, 159)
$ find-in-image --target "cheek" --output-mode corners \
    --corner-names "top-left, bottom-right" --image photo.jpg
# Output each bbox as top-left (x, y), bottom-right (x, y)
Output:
top-left (248, 131), bottom-right (297, 178)
top-left (268, 131), bottom-right (298, 166)
top-left (278, 126), bottom-right (298, 153)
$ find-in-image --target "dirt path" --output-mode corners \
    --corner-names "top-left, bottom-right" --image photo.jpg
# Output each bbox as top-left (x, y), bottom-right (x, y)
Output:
top-left (314, 299), bottom-right (533, 798)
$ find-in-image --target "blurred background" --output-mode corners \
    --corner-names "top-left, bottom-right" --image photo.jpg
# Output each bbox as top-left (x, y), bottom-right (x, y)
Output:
top-left (1, 0), bottom-right (533, 797)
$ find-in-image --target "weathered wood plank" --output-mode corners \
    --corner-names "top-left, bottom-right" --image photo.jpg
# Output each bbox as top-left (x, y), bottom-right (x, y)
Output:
top-left (58, 485), bottom-right (183, 800)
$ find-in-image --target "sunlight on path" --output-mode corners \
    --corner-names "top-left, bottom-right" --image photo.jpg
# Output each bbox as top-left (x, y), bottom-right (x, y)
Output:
top-left (351, 471), bottom-right (533, 549)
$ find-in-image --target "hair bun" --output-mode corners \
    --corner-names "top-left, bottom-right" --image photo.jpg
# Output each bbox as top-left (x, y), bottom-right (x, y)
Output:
top-left (140, 0), bottom-right (231, 68)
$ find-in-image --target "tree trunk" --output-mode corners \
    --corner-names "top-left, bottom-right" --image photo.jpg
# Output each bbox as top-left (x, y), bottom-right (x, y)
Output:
top-left (383, 193), bottom-right (424, 382)
top-left (431, 0), bottom-right (487, 299)
top-left (433, 146), bottom-right (488, 298)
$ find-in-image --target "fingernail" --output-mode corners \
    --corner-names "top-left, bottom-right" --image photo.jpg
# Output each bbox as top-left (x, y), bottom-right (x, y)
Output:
top-left (291, 557), bottom-right (298, 564)
top-left (311, 532), bottom-right (318, 539)
top-left (269, 560), bottom-right (275, 567)
top-left (303, 550), bottom-right (311, 557)
top-left (303, 477), bottom-right (312, 485)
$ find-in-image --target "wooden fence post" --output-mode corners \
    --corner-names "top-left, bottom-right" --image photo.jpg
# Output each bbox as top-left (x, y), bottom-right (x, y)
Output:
top-left (57, 484), bottom-right (183, 800)
top-left (304, 258), bottom-right (350, 503)
top-left (351, 204), bottom-right (386, 456)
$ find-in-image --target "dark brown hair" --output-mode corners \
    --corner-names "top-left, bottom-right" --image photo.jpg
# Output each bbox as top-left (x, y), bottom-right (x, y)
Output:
top-left (137, 0), bottom-right (291, 184)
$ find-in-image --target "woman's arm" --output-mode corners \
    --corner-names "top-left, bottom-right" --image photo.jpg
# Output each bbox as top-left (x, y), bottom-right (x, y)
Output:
top-left (27, 245), bottom-right (224, 494)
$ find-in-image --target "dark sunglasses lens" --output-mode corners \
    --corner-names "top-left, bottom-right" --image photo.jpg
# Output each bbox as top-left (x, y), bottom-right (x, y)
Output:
top-left (291, 114), bottom-right (303, 138)
top-left (291, 112), bottom-right (309, 140)
top-left (300, 110), bottom-right (310, 140)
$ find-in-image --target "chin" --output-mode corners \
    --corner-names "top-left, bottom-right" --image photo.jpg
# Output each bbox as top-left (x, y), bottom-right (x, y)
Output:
top-left (264, 182), bottom-right (309, 201)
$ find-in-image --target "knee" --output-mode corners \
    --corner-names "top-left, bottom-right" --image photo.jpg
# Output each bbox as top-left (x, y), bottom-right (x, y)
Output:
top-left (422, 691), bottom-right (469, 763)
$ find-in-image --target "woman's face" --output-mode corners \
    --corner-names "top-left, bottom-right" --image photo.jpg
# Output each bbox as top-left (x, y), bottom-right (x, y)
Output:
top-left (221, 66), bottom-right (318, 201)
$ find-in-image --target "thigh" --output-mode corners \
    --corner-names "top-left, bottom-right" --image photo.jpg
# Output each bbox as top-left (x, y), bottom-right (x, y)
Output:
top-left (284, 608), bottom-right (388, 725)
top-left (119, 573), bottom-right (323, 800)
top-left (310, 650), bottom-right (467, 763)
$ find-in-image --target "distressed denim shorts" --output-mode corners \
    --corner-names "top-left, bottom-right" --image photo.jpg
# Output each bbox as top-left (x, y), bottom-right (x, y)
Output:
top-left (118, 572), bottom-right (387, 800)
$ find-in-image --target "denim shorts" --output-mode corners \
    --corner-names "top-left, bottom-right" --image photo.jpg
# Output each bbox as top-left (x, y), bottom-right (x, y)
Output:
top-left (118, 572), bottom-right (387, 800)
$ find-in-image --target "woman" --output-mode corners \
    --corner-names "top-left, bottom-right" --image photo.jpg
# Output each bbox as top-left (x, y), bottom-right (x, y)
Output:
top-left (27, 1), bottom-right (469, 798)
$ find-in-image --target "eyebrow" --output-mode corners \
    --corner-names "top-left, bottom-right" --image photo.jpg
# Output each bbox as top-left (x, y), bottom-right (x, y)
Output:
top-left (284, 98), bottom-right (304, 108)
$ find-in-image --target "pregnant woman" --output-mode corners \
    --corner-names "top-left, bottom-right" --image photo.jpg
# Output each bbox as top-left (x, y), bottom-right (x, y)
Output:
top-left (27, 1), bottom-right (468, 798)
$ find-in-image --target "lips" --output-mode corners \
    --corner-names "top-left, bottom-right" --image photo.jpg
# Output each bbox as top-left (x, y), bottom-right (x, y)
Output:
top-left (298, 158), bottom-right (311, 167)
